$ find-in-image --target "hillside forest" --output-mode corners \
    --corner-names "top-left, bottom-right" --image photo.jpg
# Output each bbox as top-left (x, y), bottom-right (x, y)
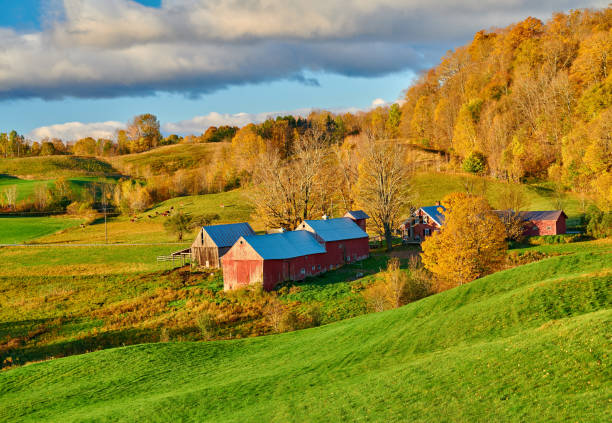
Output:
top-left (0, 7), bottom-right (610, 226)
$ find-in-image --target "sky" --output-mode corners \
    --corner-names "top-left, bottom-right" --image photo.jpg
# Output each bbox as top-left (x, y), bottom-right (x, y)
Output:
top-left (0, 0), bottom-right (607, 140)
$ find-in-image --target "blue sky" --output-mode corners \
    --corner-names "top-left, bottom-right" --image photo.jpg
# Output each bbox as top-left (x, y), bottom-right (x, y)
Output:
top-left (0, 0), bottom-right (605, 139)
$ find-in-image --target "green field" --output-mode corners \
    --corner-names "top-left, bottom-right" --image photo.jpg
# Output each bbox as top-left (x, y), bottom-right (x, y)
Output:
top-left (1, 240), bottom-right (609, 422)
top-left (0, 217), bottom-right (84, 244)
top-left (0, 156), bottom-right (117, 178)
top-left (0, 175), bottom-right (118, 203)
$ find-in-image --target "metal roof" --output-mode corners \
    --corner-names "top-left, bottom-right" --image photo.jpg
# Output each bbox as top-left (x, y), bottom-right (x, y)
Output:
top-left (202, 222), bottom-right (255, 248)
top-left (300, 217), bottom-right (368, 242)
top-left (518, 210), bottom-right (567, 221)
top-left (242, 231), bottom-right (326, 260)
top-left (344, 210), bottom-right (370, 220)
top-left (420, 205), bottom-right (446, 226)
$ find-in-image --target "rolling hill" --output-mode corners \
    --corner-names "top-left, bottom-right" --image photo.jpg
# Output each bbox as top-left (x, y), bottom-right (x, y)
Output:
top-left (0, 156), bottom-right (118, 178)
top-left (1, 241), bottom-right (609, 422)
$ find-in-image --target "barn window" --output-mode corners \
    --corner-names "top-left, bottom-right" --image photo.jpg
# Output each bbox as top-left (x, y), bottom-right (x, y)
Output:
top-left (423, 215), bottom-right (429, 224)
top-left (312, 266), bottom-right (315, 271)
top-left (301, 268), bottom-right (306, 275)
top-left (339, 243), bottom-right (343, 249)
top-left (424, 228), bottom-right (431, 236)
top-left (317, 264), bottom-right (321, 270)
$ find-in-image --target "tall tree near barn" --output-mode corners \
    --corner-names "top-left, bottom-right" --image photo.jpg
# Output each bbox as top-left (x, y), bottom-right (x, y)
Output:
top-left (421, 193), bottom-right (507, 288)
top-left (355, 139), bottom-right (409, 251)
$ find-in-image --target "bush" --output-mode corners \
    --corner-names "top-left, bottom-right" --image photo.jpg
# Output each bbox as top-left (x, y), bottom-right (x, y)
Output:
top-left (462, 151), bottom-right (487, 174)
top-left (528, 234), bottom-right (586, 245)
top-left (66, 201), bottom-right (96, 217)
top-left (585, 206), bottom-right (612, 239)
top-left (196, 311), bottom-right (218, 340)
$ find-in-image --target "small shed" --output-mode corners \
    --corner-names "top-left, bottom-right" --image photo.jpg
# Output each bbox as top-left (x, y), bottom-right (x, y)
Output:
top-left (297, 217), bottom-right (370, 268)
top-left (191, 222), bottom-right (255, 268)
top-left (221, 230), bottom-right (327, 291)
top-left (344, 210), bottom-right (370, 231)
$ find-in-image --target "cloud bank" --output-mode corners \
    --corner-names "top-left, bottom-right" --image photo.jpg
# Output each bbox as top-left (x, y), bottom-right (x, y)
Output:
top-left (29, 121), bottom-right (124, 141)
top-left (1, 0), bottom-right (605, 100)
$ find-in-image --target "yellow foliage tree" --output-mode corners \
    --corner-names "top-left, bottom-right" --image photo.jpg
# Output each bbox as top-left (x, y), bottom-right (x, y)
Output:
top-left (421, 193), bottom-right (507, 287)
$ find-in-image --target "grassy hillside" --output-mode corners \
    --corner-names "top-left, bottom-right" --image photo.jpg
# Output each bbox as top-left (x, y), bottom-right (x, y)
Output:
top-left (1, 240), bottom-right (609, 422)
top-left (0, 156), bottom-right (118, 178)
top-left (0, 175), bottom-right (118, 203)
top-left (0, 217), bottom-right (84, 244)
top-left (104, 143), bottom-right (225, 176)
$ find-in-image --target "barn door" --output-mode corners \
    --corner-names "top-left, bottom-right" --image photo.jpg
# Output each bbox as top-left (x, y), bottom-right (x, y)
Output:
top-left (282, 261), bottom-right (290, 280)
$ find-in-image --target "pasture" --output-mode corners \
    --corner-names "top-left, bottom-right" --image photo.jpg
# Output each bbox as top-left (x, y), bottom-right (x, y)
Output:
top-left (0, 217), bottom-right (84, 244)
top-left (0, 156), bottom-right (117, 178)
top-left (1, 240), bottom-right (609, 422)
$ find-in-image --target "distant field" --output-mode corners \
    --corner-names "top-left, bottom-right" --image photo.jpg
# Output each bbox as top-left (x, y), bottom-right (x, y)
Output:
top-left (104, 143), bottom-right (225, 176)
top-left (0, 217), bottom-right (84, 244)
top-left (36, 188), bottom-right (255, 244)
top-left (0, 156), bottom-right (118, 178)
top-left (0, 175), bottom-right (118, 203)
top-left (1, 239), bottom-right (609, 422)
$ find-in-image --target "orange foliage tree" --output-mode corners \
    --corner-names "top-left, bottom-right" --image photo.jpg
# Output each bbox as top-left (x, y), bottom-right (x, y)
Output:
top-left (421, 193), bottom-right (507, 287)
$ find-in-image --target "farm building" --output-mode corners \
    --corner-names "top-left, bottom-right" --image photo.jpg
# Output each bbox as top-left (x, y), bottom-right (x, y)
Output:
top-left (297, 217), bottom-right (370, 268)
top-left (494, 210), bottom-right (567, 236)
top-left (221, 230), bottom-right (327, 291)
top-left (191, 222), bottom-right (255, 268)
top-left (399, 205), bottom-right (445, 242)
top-left (344, 210), bottom-right (370, 231)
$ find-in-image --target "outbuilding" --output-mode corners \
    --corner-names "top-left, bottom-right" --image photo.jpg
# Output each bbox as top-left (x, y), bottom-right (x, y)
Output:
top-left (297, 217), bottom-right (370, 269)
top-left (191, 222), bottom-right (255, 268)
top-left (344, 210), bottom-right (370, 231)
top-left (221, 230), bottom-right (327, 291)
top-left (516, 210), bottom-right (567, 236)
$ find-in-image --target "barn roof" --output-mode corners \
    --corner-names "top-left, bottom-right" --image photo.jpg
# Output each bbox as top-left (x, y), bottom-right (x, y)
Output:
top-left (518, 210), bottom-right (567, 221)
top-left (202, 222), bottom-right (255, 248)
top-left (301, 217), bottom-right (369, 242)
top-left (242, 231), bottom-right (326, 260)
top-left (344, 210), bottom-right (370, 220)
top-left (420, 205), bottom-right (446, 226)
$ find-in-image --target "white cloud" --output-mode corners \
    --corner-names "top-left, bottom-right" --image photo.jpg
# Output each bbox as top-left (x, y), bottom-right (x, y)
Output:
top-left (0, 0), bottom-right (605, 99)
top-left (371, 98), bottom-right (387, 108)
top-left (28, 121), bottom-right (124, 141)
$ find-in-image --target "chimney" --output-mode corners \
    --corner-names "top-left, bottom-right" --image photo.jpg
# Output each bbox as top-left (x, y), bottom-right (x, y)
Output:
top-left (322, 214), bottom-right (328, 220)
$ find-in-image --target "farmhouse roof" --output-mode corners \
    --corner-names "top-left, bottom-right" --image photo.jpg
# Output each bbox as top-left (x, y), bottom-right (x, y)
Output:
top-left (242, 231), bottom-right (326, 260)
top-left (420, 205), bottom-right (446, 226)
top-left (202, 222), bottom-right (255, 248)
top-left (344, 210), bottom-right (370, 220)
top-left (301, 217), bottom-right (369, 242)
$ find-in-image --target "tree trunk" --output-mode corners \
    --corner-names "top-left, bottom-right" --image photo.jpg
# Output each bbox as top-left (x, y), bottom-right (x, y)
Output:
top-left (384, 223), bottom-right (393, 252)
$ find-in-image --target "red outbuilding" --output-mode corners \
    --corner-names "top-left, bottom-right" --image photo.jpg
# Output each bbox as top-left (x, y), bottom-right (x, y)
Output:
top-left (344, 210), bottom-right (370, 231)
top-left (297, 217), bottom-right (370, 268)
top-left (221, 230), bottom-right (327, 291)
top-left (517, 210), bottom-right (567, 236)
top-left (399, 205), bottom-right (445, 242)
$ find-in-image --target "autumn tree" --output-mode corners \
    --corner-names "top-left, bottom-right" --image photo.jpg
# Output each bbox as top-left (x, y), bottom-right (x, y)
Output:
top-left (421, 193), bottom-right (507, 287)
top-left (355, 139), bottom-right (410, 251)
top-left (127, 113), bottom-right (162, 153)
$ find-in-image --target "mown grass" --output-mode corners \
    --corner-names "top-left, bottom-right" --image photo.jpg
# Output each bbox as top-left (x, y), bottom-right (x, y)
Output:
top-left (0, 217), bottom-right (85, 244)
top-left (0, 156), bottom-right (117, 178)
top-left (0, 240), bottom-right (609, 422)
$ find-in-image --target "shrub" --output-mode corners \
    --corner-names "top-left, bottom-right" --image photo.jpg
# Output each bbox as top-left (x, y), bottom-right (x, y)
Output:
top-left (196, 311), bottom-right (218, 340)
top-left (66, 201), bottom-right (96, 217)
top-left (585, 206), bottom-right (612, 239)
top-left (528, 234), bottom-right (586, 245)
top-left (462, 151), bottom-right (487, 174)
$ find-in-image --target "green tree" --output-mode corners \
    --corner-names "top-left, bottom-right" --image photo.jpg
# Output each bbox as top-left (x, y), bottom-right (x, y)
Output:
top-left (164, 211), bottom-right (193, 241)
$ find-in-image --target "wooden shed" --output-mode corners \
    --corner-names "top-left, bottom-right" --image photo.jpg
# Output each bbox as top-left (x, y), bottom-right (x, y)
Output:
top-left (191, 222), bottom-right (255, 268)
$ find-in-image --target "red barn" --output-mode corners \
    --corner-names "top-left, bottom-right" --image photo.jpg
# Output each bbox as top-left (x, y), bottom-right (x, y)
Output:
top-left (297, 217), bottom-right (370, 268)
top-left (221, 230), bottom-right (326, 291)
top-left (517, 210), bottom-right (567, 236)
top-left (344, 210), bottom-right (370, 231)
top-left (399, 205), bottom-right (445, 242)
